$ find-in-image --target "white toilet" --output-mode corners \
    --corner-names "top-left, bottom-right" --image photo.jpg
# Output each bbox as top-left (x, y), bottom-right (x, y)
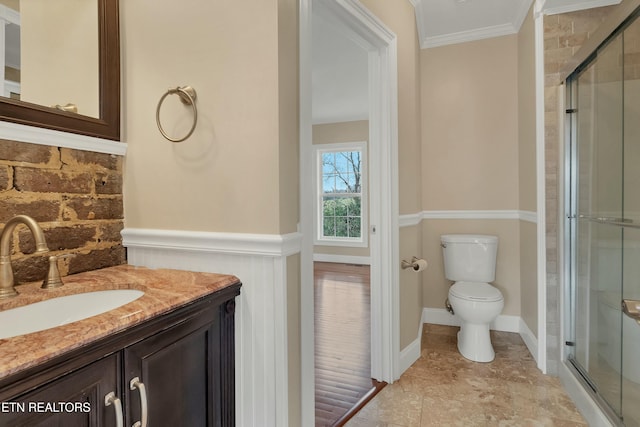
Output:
top-left (441, 234), bottom-right (504, 362)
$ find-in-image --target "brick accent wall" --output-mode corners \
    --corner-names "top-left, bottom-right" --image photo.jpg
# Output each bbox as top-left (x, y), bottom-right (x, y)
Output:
top-left (0, 140), bottom-right (125, 286)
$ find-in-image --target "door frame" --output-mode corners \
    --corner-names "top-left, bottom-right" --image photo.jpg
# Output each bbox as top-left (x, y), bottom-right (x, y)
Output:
top-left (299, 0), bottom-right (400, 424)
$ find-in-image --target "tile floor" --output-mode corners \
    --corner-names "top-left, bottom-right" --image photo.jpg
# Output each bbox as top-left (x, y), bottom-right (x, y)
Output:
top-left (345, 324), bottom-right (587, 426)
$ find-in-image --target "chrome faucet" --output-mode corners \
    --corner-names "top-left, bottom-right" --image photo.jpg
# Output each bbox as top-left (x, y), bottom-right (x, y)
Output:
top-left (0, 215), bottom-right (49, 298)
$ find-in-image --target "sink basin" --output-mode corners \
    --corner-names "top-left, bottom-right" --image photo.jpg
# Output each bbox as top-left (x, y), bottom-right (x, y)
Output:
top-left (0, 289), bottom-right (144, 339)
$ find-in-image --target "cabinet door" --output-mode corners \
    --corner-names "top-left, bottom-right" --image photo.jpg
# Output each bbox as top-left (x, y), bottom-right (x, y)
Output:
top-left (124, 305), bottom-right (222, 427)
top-left (0, 354), bottom-right (120, 427)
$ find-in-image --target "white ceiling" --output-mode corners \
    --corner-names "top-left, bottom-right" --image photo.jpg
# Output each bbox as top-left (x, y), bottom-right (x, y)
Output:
top-left (413, 0), bottom-right (622, 48)
top-left (312, 11), bottom-right (369, 125)
top-left (312, 0), bottom-right (622, 124)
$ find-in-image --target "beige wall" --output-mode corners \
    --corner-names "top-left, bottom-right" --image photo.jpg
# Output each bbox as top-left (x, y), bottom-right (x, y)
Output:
top-left (21, 0), bottom-right (99, 117)
top-left (361, 0), bottom-right (423, 217)
top-left (121, 0), bottom-right (301, 417)
top-left (421, 35), bottom-right (519, 211)
top-left (122, 0), bottom-right (298, 235)
top-left (420, 35), bottom-right (522, 316)
top-left (400, 224), bottom-right (424, 347)
top-left (313, 120), bottom-right (368, 144)
top-left (518, 6), bottom-right (538, 337)
top-left (359, 0), bottom-right (424, 349)
top-left (312, 120), bottom-right (370, 258)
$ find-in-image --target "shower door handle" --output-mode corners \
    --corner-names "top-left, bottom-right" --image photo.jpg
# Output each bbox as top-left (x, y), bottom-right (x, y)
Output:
top-left (622, 299), bottom-right (640, 325)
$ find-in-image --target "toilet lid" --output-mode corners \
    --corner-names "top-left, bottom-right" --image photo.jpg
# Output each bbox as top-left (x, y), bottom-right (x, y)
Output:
top-left (449, 282), bottom-right (503, 302)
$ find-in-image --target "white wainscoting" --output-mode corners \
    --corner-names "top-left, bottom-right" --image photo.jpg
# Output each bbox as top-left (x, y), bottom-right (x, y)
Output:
top-left (121, 228), bottom-right (302, 427)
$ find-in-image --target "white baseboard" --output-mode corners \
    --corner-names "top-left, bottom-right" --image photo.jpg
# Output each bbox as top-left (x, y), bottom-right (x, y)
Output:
top-left (519, 317), bottom-right (539, 365)
top-left (399, 322), bottom-right (423, 374)
top-left (421, 308), bottom-right (539, 361)
top-left (422, 307), bottom-right (461, 328)
top-left (312, 253), bottom-right (371, 265)
top-left (422, 308), bottom-right (521, 333)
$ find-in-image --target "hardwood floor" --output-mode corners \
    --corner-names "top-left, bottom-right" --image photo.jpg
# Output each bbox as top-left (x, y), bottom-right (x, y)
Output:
top-left (314, 262), bottom-right (382, 426)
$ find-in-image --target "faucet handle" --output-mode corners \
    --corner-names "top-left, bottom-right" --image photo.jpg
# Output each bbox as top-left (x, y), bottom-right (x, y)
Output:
top-left (41, 254), bottom-right (76, 289)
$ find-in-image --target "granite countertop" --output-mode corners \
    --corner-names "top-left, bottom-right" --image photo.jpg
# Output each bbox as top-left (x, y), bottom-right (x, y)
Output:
top-left (0, 264), bottom-right (240, 379)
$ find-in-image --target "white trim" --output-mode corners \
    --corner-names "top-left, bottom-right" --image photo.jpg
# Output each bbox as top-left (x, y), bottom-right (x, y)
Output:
top-left (422, 308), bottom-right (521, 333)
top-left (399, 321), bottom-right (422, 374)
top-left (520, 317), bottom-right (539, 364)
top-left (0, 121), bottom-right (127, 156)
top-left (123, 229), bottom-right (299, 427)
top-left (411, 0), bottom-right (535, 49)
top-left (312, 253), bottom-right (371, 265)
top-left (305, 0), bottom-right (400, 389)
top-left (422, 209), bottom-right (537, 222)
top-left (398, 212), bottom-right (421, 228)
top-left (0, 4), bottom-right (19, 25)
top-left (312, 141), bottom-right (368, 248)
top-left (534, 3), bottom-right (548, 374)
top-left (300, 0), bottom-right (400, 423)
top-left (423, 308), bottom-right (539, 359)
top-left (121, 228), bottom-right (302, 257)
top-left (541, 0), bottom-right (621, 16)
top-left (400, 210), bottom-right (538, 225)
top-left (298, 0), bottom-right (315, 423)
top-left (422, 23), bottom-right (519, 49)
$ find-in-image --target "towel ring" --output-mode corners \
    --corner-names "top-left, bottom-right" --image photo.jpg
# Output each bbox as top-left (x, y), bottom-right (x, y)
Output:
top-left (156, 86), bottom-right (198, 142)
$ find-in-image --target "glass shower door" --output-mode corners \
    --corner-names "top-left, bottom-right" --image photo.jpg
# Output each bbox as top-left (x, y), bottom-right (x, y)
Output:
top-left (622, 16), bottom-right (640, 427)
top-left (571, 31), bottom-right (624, 418)
top-left (568, 11), bottom-right (640, 425)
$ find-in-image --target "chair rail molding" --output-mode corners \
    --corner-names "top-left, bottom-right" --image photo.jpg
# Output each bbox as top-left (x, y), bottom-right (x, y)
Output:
top-left (399, 210), bottom-right (538, 226)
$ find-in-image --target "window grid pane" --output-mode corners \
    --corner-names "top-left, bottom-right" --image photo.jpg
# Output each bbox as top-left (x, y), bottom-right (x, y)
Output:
top-left (319, 149), bottom-right (364, 241)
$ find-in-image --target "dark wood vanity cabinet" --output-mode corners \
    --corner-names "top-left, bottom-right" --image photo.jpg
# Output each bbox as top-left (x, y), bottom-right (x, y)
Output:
top-left (0, 283), bottom-right (240, 427)
top-left (0, 354), bottom-right (120, 427)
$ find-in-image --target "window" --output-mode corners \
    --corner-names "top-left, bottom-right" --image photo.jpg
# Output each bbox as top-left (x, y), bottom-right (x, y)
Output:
top-left (314, 142), bottom-right (367, 246)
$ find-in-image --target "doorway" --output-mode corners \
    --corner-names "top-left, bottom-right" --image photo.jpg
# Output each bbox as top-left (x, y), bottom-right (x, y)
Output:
top-left (299, 0), bottom-right (400, 425)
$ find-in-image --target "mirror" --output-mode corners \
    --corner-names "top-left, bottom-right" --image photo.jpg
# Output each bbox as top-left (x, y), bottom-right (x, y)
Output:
top-left (0, 0), bottom-right (119, 140)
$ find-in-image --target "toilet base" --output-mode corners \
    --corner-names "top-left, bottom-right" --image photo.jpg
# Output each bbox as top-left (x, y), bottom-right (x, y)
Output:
top-left (457, 323), bottom-right (495, 363)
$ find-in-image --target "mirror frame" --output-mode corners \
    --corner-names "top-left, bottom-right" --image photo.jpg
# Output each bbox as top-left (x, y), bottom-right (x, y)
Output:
top-left (0, 0), bottom-right (120, 141)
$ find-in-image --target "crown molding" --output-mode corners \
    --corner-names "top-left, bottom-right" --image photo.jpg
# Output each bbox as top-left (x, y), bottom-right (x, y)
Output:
top-left (412, 0), bottom-right (535, 49)
top-left (423, 23), bottom-right (519, 48)
top-left (540, 0), bottom-right (621, 16)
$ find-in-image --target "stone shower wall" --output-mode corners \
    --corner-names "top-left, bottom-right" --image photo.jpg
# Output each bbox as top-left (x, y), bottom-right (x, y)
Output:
top-left (543, 7), bottom-right (615, 374)
top-left (0, 140), bottom-right (125, 286)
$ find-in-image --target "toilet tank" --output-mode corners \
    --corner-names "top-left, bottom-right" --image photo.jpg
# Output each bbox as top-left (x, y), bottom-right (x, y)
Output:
top-left (441, 234), bottom-right (498, 282)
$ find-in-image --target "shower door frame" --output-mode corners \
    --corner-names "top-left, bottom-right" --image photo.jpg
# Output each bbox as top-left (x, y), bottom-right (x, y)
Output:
top-left (563, 7), bottom-right (640, 425)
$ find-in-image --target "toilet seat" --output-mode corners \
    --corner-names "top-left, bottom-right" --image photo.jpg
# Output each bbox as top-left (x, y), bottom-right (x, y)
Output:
top-left (449, 282), bottom-right (503, 302)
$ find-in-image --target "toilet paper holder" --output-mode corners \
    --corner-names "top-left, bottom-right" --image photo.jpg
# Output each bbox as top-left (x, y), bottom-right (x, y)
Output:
top-left (401, 256), bottom-right (427, 271)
